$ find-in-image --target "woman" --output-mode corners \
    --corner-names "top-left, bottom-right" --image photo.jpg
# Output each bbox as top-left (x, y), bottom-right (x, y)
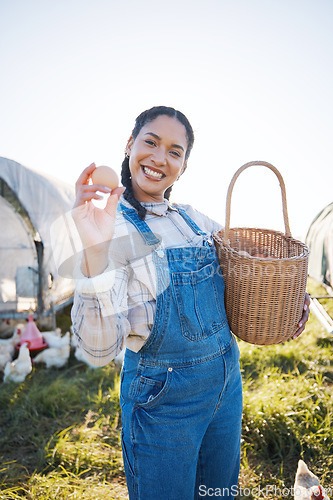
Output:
top-left (71, 106), bottom-right (310, 499)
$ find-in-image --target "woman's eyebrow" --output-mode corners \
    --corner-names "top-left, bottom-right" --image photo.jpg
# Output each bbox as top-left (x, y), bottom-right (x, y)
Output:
top-left (144, 132), bottom-right (185, 152)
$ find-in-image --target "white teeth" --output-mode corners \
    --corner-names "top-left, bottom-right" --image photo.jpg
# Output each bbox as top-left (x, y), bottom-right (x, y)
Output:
top-left (143, 166), bottom-right (163, 179)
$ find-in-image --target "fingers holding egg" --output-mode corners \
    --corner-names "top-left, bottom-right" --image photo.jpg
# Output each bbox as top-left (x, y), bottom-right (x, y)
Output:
top-left (90, 165), bottom-right (122, 209)
top-left (91, 165), bottom-right (119, 190)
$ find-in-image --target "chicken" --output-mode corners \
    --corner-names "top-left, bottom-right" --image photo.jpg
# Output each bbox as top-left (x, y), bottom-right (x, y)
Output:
top-left (33, 344), bottom-right (70, 369)
top-left (42, 327), bottom-right (62, 336)
top-left (71, 324), bottom-right (98, 369)
top-left (0, 345), bottom-right (13, 371)
top-left (309, 486), bottom-right (329, 500)
top-left (294, 460), bottom-right (330, 499)
top-left (3, 342), bottom-right (32, 383)
top-left (0, 318), bottom-right (21, 336)
top-left (0, 325), bottom-right (23, 357)
top-left (114, 348), bottom-right (125, 369)
top-left (74, 344), bottom-right (98, 369)
top-left (43, 330), bottom-right (70, 348)
top-left (73, 342), bottom-right (125, 370)
top-left (70, 325), bottom-right (77, 348)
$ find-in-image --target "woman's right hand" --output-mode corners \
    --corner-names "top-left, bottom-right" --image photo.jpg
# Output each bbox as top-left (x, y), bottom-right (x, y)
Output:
top-left (72, 163), bottom-right (125, 276)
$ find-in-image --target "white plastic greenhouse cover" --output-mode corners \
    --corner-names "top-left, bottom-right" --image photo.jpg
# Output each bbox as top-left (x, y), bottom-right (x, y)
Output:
top-left (0, 157), bottom-right (76, 315)
top-left (306, 202), bottom-right (333, 288)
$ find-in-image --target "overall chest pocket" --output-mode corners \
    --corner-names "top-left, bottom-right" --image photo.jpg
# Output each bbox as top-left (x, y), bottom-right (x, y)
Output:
top-left (171, 261), bottom-right (227, 341)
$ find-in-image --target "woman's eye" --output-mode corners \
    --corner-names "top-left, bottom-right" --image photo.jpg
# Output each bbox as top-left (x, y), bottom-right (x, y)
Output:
top-left (145, 140), bottom-right (156, 146)
top-left (170, 150), bottom-right (181, 157)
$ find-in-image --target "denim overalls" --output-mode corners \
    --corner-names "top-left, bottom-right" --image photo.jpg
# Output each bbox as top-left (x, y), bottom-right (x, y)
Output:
top-left (119, 204), bottom-right (243, 500)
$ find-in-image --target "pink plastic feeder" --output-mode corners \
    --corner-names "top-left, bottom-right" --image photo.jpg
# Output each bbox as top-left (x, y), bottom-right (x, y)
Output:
top-left (18, 315), bottom-right (48, 350)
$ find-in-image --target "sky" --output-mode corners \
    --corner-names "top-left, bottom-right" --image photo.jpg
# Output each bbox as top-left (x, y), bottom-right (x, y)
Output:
top-left (1, 0), bottom-right (332, 240)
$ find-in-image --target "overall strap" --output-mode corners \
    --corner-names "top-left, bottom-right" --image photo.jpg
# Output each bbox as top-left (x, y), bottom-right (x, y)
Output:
top-left (118, 203), bottom-right (161, 246)
top-left (176, 207), bottom-right (208, 236)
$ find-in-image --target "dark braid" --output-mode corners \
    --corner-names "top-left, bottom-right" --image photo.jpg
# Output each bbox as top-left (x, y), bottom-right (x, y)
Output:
top-left (121, 106), bottom-right (195, 220)
top-left (121, 156), bottom-right (147, 220)
top-left (164, 185), bottom-right (173, 200)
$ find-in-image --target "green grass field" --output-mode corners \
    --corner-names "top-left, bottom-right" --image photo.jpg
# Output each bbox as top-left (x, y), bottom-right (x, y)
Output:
top-left (0, 278), bottom-right (332, 499)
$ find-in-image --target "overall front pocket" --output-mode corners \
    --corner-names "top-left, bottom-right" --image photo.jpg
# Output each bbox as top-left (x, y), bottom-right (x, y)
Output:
top-left (128, 367), bottom-right (173, 409)
top-left (171, 261), bottom-right (227, 341)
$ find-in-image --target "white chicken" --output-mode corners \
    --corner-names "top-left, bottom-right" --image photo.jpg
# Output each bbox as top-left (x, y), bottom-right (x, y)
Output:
top-left (0, 345), bottom-right (13, 371)
top-left (0, 318), bottom-right (20, 336)
top-left (73, 342), bottom-right (125, 370)
top-left (294, 460), bottom-right (330, 499)
top-left (114, 348), bottom-right (125, 369)
top-left (3, 342), bottom-right (32, 383)
top-left (71, 325), bottom-right (98, 369)
top-left (41, 327), bottom-right (62, 337)
top-left (33, 344), bottom-right (70, 369)
top-left (0, 325), bottom-right (23, 357)
top-left (74, 344), bottom-right (98, 369)
top-left (43, 329), bottom-right (70, 348)
top-left (70, 325), bottom-right (77, 348)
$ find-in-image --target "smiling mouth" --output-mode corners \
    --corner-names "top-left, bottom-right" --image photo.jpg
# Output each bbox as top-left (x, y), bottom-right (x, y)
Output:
top-left (142, 166), bottom-right (165, 179)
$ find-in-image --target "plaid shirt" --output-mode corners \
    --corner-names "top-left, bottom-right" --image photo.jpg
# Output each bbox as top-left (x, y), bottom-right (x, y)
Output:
top-left (71, 196), bottom-right (221, 366)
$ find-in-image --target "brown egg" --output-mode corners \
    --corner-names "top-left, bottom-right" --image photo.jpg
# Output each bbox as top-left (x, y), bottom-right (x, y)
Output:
top-left (91, 165), bottom-right (119, 190)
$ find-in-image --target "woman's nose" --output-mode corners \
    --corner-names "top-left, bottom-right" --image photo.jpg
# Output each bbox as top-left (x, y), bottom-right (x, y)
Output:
top-left (151, 147), bottom-right (167, 166)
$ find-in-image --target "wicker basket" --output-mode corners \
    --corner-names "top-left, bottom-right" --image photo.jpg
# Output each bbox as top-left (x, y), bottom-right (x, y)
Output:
top-left (213, 161), bottom-right (310, 345)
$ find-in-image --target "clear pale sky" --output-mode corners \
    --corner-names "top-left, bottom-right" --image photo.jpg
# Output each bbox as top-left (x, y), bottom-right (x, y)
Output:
top-left (1, 0), bottom-right (332, 240)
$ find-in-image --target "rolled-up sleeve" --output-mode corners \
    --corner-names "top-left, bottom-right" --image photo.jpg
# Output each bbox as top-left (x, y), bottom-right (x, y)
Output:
top-left (71, 263), bottom-right (131, 367)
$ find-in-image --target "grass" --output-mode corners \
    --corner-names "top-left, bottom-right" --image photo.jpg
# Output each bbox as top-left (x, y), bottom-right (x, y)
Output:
top-left (238, 277), bottom-right (333, 498)
top-left (0, 278), bottom-right (332, 499)
top-left (0, 359), bottom-right (127, 499)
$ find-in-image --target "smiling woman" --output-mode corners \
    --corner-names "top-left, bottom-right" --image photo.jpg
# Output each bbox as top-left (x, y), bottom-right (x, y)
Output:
top-left (70, 105), bottom-right (310, 500)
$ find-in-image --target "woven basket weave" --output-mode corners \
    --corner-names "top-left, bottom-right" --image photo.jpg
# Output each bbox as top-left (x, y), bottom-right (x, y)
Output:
top-left (213, 161), bottom-right (310, 345)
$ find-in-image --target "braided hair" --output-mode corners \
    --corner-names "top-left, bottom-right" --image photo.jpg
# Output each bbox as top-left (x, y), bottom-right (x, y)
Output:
top-left (121, 106), bottom-right (195, 220)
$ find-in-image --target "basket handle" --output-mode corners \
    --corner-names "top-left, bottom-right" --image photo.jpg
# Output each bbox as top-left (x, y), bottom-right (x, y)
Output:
top-left (223, 161), bottom-right (292, 243)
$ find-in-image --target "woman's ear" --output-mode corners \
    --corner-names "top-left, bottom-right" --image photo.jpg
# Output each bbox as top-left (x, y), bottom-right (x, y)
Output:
top-left (125, 136), bottom-right (134, 156)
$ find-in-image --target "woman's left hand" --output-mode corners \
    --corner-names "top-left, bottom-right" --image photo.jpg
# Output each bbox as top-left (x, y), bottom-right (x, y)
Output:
top-left (291, 292), bottom-right (311, 339)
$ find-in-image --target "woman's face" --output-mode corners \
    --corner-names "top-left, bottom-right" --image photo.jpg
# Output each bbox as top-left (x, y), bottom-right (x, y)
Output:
top-left (126, 115), bottom-right (188, 203)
